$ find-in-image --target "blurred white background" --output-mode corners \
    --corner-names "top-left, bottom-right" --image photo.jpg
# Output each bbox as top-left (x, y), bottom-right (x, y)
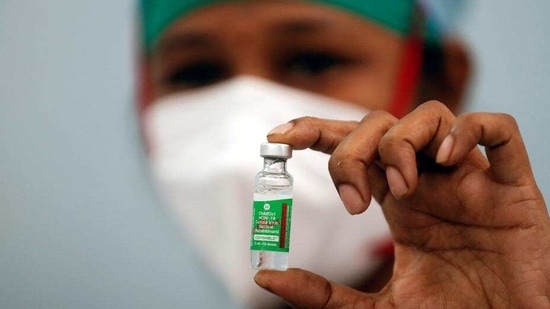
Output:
top-left (1, 0), bottom-right (549, 307)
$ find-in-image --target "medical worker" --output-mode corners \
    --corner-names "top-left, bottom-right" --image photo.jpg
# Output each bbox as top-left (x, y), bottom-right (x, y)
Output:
top-left (139, 1), bottom-right (550, 308)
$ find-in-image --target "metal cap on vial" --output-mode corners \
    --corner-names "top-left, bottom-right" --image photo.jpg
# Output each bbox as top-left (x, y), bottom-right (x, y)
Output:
top-left (260, 143), bottom-right (292, 159)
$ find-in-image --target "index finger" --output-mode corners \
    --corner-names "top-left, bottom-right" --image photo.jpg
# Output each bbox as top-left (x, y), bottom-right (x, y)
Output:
top-left (266, 117), bottom-right (358, 154)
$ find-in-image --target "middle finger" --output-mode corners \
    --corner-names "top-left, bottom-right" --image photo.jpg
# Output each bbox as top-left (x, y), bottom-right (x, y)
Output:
top-left (329, 110), bottom-right (398, 214)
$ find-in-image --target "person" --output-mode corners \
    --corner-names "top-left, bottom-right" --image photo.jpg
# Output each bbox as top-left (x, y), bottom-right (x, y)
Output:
top-left (258, 104), bottom-right (550, 308)
top-left (138, 0), bottom-right (550, 308)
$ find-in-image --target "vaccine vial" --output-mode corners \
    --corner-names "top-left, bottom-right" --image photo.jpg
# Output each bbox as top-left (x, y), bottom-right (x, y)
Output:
top-left (250, 143), bottom-right (293, 270)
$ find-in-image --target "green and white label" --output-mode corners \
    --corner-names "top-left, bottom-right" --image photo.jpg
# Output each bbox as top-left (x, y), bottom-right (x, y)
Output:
top-left (250, 197), bottom-right (292, 252)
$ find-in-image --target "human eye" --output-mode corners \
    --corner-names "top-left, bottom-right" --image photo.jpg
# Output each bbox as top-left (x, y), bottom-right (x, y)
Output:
top-left (284, 52), bottom-right (348, 77)
top-left (163, 61), bottom-right (228, 89)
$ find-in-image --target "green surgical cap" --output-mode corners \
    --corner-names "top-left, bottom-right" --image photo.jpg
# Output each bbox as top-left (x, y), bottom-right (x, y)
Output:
top-left (141, 0), bottom-right (438, 51)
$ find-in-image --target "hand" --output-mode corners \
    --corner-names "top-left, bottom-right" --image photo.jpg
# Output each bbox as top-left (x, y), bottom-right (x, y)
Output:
top-left (255, 101), bottom-right (550, 308)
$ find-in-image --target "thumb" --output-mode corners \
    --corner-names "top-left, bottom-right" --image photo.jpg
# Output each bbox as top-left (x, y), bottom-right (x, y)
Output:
top-left (254, 268), bottom-right (377, 309)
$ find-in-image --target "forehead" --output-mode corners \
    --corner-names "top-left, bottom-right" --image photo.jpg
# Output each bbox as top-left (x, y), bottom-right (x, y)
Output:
top-left (169, 1), bottom-right (365, 28)
top-left (155, 1), bottom-right (400, 53)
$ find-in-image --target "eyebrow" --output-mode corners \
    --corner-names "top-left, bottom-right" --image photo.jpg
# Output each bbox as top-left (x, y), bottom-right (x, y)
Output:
top-left (271, 17), bottom-right (334, 36)
top-left (156, 31), bottom-right (215, 55)
top-left (155, 17), bottom-right (337, 55)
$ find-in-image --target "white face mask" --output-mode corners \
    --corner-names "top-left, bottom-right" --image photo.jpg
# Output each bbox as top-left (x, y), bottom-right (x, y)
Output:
top-left (144, 76), bottom-right (391, 308)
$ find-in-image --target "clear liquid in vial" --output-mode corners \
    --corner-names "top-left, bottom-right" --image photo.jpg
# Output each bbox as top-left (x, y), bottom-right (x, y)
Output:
top-left (251, 164), bottom-right (293, 270)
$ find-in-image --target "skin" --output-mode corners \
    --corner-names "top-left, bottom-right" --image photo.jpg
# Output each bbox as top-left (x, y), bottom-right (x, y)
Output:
top-left (259, 102), bottom-right (550, 308)
top-left (149, 1), bottom-right (403, 111)
top-left (146, 1), bottom-right (408, 300)
top-left (145, 1), bottom-right (550, 307)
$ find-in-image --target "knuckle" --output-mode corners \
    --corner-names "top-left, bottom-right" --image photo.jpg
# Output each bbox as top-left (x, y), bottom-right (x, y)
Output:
top-left (457, 112), bottom-right (519, 132)
top-left (419, 100), bottom-right (453, 114)
top-left (495, 112), bottom-right (519, 130)
top-left (292, 116), bottom-right (319, 126)
top-left (422, 99), bottom-right (446, 109)
top-left (454, 113), bottom-right (478, 128)
top-left (360, 110), bottom-right (396, 125)
top-left (327, 155), bottom-right (341, 173)
top-left (378, 133), bottom-right (404, 155)
top-left (328, 155), bottom-right (355, 174)
top-left (328, 155), bottom-right (338, 171)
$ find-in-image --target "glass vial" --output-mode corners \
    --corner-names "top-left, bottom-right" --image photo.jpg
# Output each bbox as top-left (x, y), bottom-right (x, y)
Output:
top-left (250, 143), bottom-right (293, 270)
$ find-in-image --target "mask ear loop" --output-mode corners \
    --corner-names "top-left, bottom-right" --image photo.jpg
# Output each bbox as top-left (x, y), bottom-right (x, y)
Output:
top-left (388, 4), bottom-right (425, 119)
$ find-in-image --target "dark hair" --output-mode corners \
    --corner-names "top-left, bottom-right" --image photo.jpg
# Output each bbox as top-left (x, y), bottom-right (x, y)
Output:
top-left (422, 42), bottom-right (445, 76)
top-left (416, 42), bottom-right (451, 106)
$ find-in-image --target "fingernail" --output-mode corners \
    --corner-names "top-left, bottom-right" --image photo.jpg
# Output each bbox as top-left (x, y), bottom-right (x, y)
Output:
top-left (436, 135), bottom-right (454, 164)
top-left (386, 166), bottom-right (408, 199)
top-left (338, 184), bottom-right (365, 215)
top-left (268, 122), bottom-right (294, 136)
